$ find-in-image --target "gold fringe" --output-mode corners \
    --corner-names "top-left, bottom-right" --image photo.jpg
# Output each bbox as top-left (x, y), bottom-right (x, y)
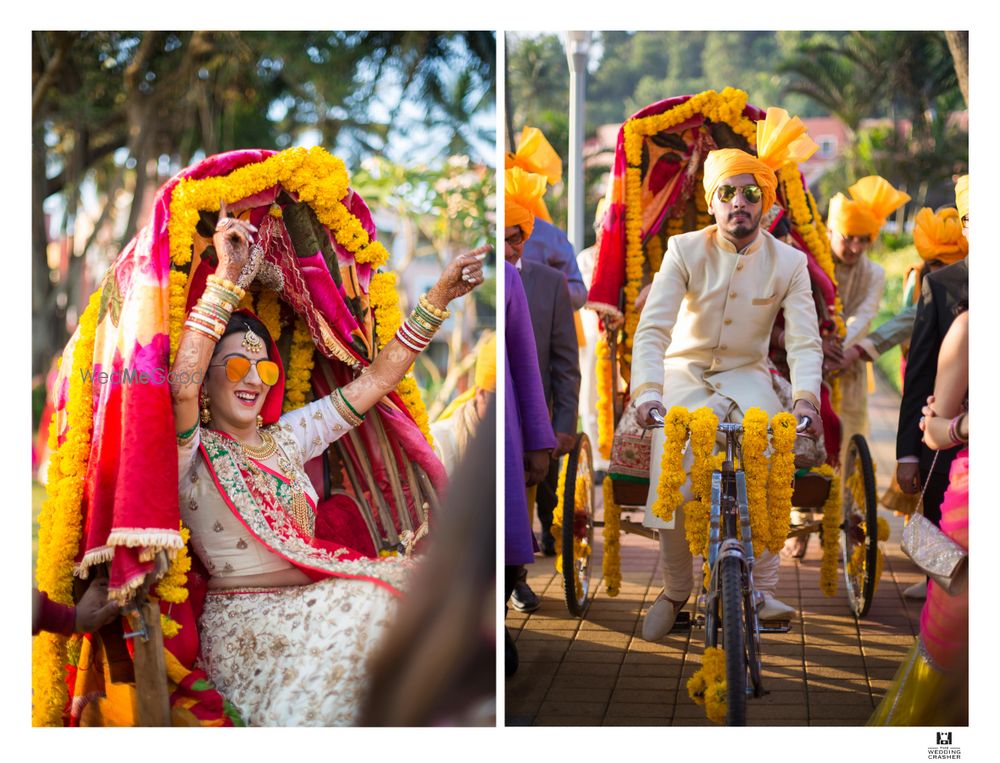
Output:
top-left (107, 572), bottom-right (150, 605)
top-left (584, 300), bottom-right (622, 322)
top-left (75, 546), bottom-right (115, 578)
top-left (104, 529), bottom-right (185, 550)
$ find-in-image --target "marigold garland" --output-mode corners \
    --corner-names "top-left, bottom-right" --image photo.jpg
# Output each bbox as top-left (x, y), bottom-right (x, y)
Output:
top-left (688, 645), bottom-right (728, 723)
top-left (282, 317), bottom-right (315, 413)
top-left (551, 455), bottom-right (569, 573)
top-left (367, 271), bottom-right (434, 444)
top-left (685, 408), bottom-right (720, 557)
top-left (766, 412), bottom-right (798, 555)
top-left (168, 269), bottom-right (189, 363)
top-left (33, 288), bottom-right (101, 727)
top-left (256, 290), bottom-right (282, 343)
top-left (811, 463), bottom-right (842, 596)
top-left (396, 375), bottom-right (434, 446)
top-left (652, 407), bottom-right (691, 523)
top-left (168, 147), bottom-right (388, 270)
top-left (602, 476), bottom-right (622, 597)
top-left (154, 524), bottom-right (192, 607)
top-left (742, 408), bottom-right (771, 549)
top-left (595, 336), bottom-right (614, 460)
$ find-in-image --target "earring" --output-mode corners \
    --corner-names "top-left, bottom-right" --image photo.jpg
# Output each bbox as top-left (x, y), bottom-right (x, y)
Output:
top-left (200, 389), bottom-right (212, 425)
top-left (256, 414), bottom-right (264, 429)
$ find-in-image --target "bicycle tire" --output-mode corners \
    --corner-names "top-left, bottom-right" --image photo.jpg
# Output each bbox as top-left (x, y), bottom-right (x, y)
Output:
top-left (561, 434), bottom-right (595, 616)
top-left (842, 434), bottom-right (878, 617)
top-left (721, 554), bottom-right (747, 726)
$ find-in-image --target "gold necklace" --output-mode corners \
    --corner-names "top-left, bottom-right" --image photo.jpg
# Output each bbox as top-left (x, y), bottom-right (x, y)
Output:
top-left (277, 453), bottom-right (314, 537)
top-left (240, 429), bottom-right (278, 460)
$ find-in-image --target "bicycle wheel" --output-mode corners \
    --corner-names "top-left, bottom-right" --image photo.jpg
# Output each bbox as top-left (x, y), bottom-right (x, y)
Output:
top-left (841, 434), bottom-right (878, 617)
top-left (720, 554), bottom-right (747, 726)
top-left (561, 434), bottom-right (595, 616)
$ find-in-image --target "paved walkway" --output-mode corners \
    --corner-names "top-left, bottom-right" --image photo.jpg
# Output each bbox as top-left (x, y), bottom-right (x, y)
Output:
top-left (506, 375), bottom-right (925, 726)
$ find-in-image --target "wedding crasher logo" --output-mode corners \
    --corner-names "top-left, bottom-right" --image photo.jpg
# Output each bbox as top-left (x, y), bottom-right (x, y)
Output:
top-left (928, 731), bottom-right (960, 760)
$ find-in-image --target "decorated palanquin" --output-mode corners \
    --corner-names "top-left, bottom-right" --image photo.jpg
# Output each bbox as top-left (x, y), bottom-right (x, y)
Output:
top-left (33, 147), bottom-right (445, 726)
top-left (586, 88), bottom-right (846, 498)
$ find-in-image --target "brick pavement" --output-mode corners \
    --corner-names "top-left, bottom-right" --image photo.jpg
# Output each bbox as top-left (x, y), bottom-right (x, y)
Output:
top-left (506, 375), bottom-right (925, 726)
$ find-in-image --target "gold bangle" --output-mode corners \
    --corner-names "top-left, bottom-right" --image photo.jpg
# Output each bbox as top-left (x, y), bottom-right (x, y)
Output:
top-left (207, 274), bottom-right (246, 301)
top-left (418, 294), bottom-right (450, 321)
top-left (203, 283), bottom-right (242, 307)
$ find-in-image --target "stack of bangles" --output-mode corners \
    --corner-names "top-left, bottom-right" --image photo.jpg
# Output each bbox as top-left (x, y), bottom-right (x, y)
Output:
top-left (395, 294), bottom-right (450, 353)
top-left (331, 387), bottom-right (365, 428)
top-left (184, 275), bottom-right (246, 342)
top-left (947, 412), bottom-right (969, 447)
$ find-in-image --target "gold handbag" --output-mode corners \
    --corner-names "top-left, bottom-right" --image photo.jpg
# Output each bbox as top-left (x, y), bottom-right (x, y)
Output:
top-left (900, 453), bottom-right (968, 595)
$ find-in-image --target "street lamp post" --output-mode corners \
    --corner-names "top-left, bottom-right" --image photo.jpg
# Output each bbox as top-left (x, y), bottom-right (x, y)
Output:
top-left (565, 31), bottom-right (592, 255)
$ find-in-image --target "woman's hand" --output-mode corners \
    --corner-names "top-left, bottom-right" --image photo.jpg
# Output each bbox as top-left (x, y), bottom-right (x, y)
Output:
top-left (425, 246), bottom-right (491, 309)
top-left (920, 394), bottom-right (966, 451)
top-left (213, 200), bottom-right (260, 287)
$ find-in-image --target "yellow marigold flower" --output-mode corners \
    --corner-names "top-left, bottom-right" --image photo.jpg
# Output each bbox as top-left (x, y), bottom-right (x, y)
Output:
top-left (652, 406), bottom-right (691, 523)
top-left (602, 476), bottom-right (622, 597)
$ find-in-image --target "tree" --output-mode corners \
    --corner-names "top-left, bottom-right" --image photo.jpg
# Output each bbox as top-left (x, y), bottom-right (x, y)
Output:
top-left (32, 31), bottom-right (496, 376)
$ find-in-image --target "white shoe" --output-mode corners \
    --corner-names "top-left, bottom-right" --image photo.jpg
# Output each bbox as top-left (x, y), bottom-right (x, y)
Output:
top-left (642, 594), bottom-right (684, 641)
top-left (758, 592), bottom-right (795, 620)
top-left (903, 581), bottom-right (927, 599)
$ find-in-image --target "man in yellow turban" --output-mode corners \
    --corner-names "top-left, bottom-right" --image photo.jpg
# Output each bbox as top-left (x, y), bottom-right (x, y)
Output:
top-left (431, 333), bottom-right (496, 477)
top-left (631, 108), bottom-right (824, 637)
top-left (825, 176), bottom-right (910, 466)
top-left (895, 176), bottom-right (969, 599)
top-left (841, 207), bottom-right (967, 372)
top-left (505, 164), bottom-right (581, 560)
top-left (506, 127), bottom-right (588, 308)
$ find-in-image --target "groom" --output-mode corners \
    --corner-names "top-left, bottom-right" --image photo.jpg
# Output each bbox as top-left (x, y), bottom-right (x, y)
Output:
top-left (630, 110), bottom-right (824, 639)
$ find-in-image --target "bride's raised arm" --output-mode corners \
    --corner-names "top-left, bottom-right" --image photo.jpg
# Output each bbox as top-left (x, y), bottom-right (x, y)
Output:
top-left (337, 246), bottom-right (490, 420)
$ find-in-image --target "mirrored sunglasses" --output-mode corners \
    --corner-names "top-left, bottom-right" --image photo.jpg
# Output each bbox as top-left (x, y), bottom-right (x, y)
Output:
top-left (716, 183), bottom-right (763, 204)
top-left (212, 356), bottom-right (280, 386)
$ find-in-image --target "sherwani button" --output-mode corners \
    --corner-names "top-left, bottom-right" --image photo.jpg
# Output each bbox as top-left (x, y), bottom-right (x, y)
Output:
top-left (724, 319), bottom-right (732, 325)
top-left (715, 382), bottom-right (722, 389)
top-left (737, 263), bottom-right (744, 271)
top-left (729, 291), bottom-right (738, 298)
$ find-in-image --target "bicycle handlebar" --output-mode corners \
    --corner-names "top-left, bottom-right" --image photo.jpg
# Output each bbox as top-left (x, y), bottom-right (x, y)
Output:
top-left (645, 409), bottom-right (812, 436)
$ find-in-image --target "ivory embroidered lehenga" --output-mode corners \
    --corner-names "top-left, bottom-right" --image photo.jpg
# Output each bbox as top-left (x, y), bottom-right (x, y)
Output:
top-left (33, 148), bottom-right (448, 727)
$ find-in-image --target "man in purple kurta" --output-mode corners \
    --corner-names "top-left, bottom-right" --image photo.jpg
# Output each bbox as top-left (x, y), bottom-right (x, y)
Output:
top-left (505, 261), bottom-right (555, 566)
top-left (505, 260), bottom-right (554, 675)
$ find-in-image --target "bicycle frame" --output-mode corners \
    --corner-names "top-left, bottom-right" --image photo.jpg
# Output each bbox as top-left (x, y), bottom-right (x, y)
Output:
top-left (703, 424), bottom-right (765, 703)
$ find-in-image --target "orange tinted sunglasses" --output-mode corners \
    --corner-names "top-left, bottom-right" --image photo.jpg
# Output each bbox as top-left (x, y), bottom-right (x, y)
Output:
top-left (211, 356), bottom-right (280, 386)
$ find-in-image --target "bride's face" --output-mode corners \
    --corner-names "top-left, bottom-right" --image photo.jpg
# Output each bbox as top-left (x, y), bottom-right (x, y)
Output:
top-left (204, 331), bottom-right (272, 434)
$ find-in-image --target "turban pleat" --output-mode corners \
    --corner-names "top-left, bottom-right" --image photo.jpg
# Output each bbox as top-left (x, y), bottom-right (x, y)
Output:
top-left (505, 126), bottom-right (563, 223)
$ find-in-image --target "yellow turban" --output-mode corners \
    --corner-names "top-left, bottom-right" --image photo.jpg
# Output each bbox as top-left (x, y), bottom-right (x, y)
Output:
top-left (913, 207), bottom-right (968, 265)
top-left (505, 167), bottom-right (548, 241)
top-left (703, 107), bottom-right (818, 215)
top-left (506, 126), bottom-right (562, 223)
top-left (955, 175), bottom-right (969, 220)
top-left (827, 176), bottom-right (911, 239)
top-left (474, 333), bottom-right (497, 392)
top-left (436, 333), bottom-right (496, 421)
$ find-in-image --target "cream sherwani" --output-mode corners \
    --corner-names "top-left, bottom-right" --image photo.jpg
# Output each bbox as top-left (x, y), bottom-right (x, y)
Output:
top-left (835, 257), bottom-right (885, 464)
top-left (631, 225), bottom-right (823, 600)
